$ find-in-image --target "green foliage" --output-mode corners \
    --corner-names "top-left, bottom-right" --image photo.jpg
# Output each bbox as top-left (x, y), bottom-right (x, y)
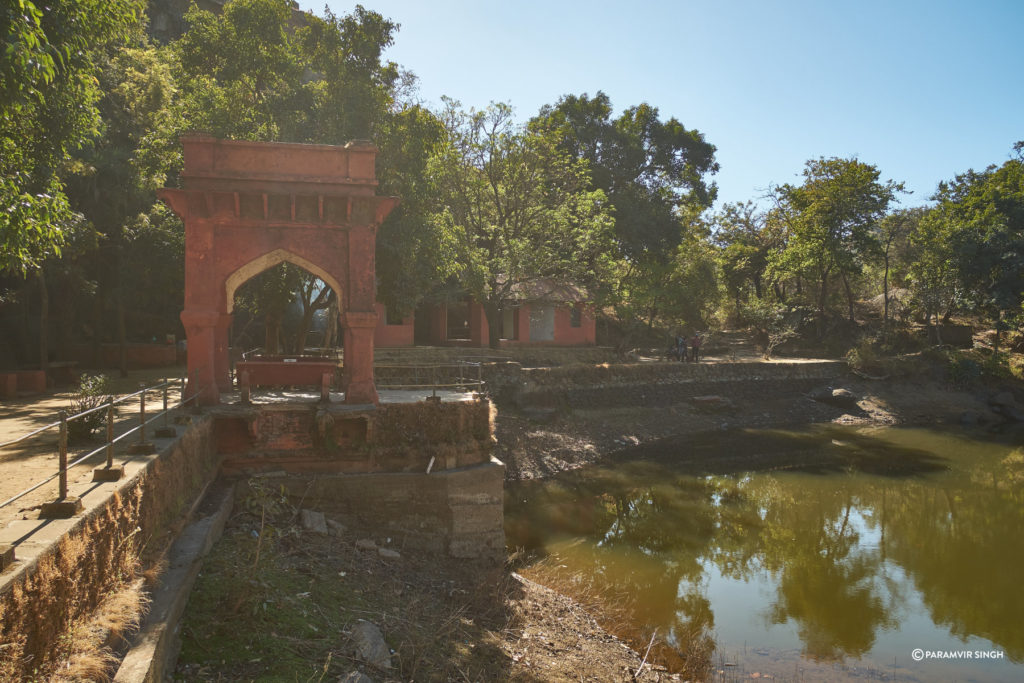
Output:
top-left (67, 373), bottom-right (113, 442)
top-left (923, 143), bottom-right (1024, 335)
top-left (0, 0), bottom-right (145, 273)
top-left (738, 298), bottom-right (800, 359)
top-left (713, 201), bottom-right (782, 305)
top-left (533, 91), bottom-right (718, 262)
top-left (769, 157), bottom-right (903, 326)
top-left (430, 100), bottom-right (618, 347)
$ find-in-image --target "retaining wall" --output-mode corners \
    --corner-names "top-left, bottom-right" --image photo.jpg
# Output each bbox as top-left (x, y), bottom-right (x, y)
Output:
top-left (214, 399), bottom-right (495, 475)
top-left (504, 360), bottom-right (847, 409)
top-left (0, 416), bottom-right (220, 681)
top-left (252, 459), bottom-right (505, 561)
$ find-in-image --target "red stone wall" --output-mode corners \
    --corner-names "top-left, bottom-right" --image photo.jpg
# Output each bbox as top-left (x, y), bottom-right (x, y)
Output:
top-left (69, 343), bottom-right (178, 369)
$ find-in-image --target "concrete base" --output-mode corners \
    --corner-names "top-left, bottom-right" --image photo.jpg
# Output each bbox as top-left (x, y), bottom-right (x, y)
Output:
top-left (39, 497), bottom-right (84, 519)
top-left (114, 480), bottom-right (235, 683)
top-left (266, 459), bottom-right (506, 561)
top-left (127, 441), bottom-right (157, 455)
top-left (0, 544), bottom-right (14, 570)
top-left (93, 466), bottom-right (125, 482)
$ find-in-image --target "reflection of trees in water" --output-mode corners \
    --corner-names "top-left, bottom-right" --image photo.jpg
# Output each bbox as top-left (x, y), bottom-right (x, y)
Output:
top-left (756, 493), bottom-right (896, 660)
top-left (507, 433), bottom-right (1024, 667)
top-left (877, 449), bottom-right (1024, 661)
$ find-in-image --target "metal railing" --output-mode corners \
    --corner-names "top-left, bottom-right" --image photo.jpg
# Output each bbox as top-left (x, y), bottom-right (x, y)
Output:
top-left (374, 361), bottom-right (486, 393)
top-left (0, 376), bottom-right (208, 512)
top-left (241, 347), bottom-right (342, 361)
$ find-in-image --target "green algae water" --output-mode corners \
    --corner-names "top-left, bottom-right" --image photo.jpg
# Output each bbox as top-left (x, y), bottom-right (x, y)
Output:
top-left (505, 426), bottom-right (1024, 681)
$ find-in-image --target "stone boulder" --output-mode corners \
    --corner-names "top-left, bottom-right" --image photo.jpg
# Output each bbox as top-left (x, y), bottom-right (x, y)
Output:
top-left (990, 391), bottom-right (1024, 422)
top-left (349, 620), bottom-right (392, 670)
top-left (809, 386), bottom-right (859, 408)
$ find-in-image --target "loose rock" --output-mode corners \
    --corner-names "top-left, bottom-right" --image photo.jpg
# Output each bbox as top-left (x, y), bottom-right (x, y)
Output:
top-left (349, 620), bottom-right (392, 669)
top-left (355, 538), bottom-right (377, 551)
top-left (337, 672), bottom-right (374, 683)
top-left (378, 547), bottom-right (401, 559)
top-left (301, 509), bottom-right (328, 534)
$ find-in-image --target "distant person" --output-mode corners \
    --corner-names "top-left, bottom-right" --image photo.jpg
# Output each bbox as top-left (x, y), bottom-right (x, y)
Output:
top-left (675, 333), bottom-right (687, 362)
top-left (690, 333), bottom-right (702, 362)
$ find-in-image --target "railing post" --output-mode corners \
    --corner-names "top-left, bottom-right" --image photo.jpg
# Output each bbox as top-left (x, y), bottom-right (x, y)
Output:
top-left (127, 383), bottom-right (155, 455)
top-left (138, 383), bottom-right (146, 443)
top-left (106, 397), bottom-right (115, 468)
top-left (94, 396), bottom-right (125, 481)
top-left (58, 411), bottom-right (68, 499)
top-left (427, 364), bottom-right (440, 403)
top-left (41, 411), bottom-right (83, 517)
top-left (155, 378), bottom-right (177, 438)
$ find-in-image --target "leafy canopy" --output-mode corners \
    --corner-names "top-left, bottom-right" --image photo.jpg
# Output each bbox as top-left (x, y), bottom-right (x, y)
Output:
top-left (0, 0), bottom-right (145, 273)
top-left (533, 91), bottom-right (718, 262)
top-left (430, 100), bottom-right (617, 346)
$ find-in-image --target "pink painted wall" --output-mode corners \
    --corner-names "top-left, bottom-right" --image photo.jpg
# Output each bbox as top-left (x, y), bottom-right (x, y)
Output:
top-left (374, 303), bottom-right (414, 347)
top-left (418, 302), bottom-right (595, 347)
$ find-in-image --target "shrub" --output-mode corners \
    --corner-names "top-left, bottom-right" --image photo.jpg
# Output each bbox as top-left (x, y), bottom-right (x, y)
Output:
top-left (67, 374), bottom-right (114, 444)
top-left (947, 355), bottom-right (982, 388)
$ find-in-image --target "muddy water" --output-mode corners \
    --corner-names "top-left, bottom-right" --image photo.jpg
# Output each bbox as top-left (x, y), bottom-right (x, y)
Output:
top-left (506, 426), bottom-right (1024, 681)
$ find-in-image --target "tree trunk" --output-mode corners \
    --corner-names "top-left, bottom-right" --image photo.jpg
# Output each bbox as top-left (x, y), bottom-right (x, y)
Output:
top-left (115, 252), bottom-right (128, 377)
top-left (38, 270), bottom-right (48, 373)
top-left (842, 273), bottom-right (855, 323)
top-left (324, 295), bottom-right (339, 349)
top-left (484, 300), bottom-right (502, 350)
top-left (994, 311), bottom-right (1002, 355)
top-left (265, 313), bottom-right (282, 354)
top-left (817, 270), bottom-right (829, 338)
top-left (882, 255), bottom-right (890, 326)
top-left (753, 274), bottom-right (763, 299)
top-left (294, 310), bottom-right (314, 353)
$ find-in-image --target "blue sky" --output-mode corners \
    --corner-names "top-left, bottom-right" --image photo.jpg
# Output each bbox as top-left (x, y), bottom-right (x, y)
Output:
top-left (300, 0), bottom-right (1023, 210)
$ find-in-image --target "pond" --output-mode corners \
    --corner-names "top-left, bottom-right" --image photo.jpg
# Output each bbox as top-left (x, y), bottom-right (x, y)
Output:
top-left (505, 425), bottom-right (1024, 681)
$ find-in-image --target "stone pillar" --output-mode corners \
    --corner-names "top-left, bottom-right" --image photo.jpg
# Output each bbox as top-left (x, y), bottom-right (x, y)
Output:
top-left (470, 302), bottom-right (486, 347)
top-left (214, 313), bottom-right (233, 393)
top-left (180, 308), bottom-right (220, 405)
top-left (516, 306), bottom-right (531, 344)
top-left (342, 311), bottom-right (378, 405)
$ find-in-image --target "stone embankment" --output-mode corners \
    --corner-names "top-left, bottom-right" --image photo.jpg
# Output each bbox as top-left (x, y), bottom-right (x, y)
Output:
top-left (487, 360), bottom-right (846, 410)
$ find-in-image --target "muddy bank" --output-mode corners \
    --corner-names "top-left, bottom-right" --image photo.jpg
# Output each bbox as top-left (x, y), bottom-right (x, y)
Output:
top-left (496, 371), bottom-right (1004, 482)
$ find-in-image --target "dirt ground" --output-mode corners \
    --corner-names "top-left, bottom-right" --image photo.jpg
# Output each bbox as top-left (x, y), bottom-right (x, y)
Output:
top-left (0, 367), bottom-right (185, 527)
top-left (174, 494), bottom-right (670, 682)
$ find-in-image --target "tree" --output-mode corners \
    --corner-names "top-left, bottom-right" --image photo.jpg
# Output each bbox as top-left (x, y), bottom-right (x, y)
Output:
top-left (713, 201), bottom-right (782, 308)
top-left (375, 102), bottom-right (450, 315)
top-left (925, 144), bottom-right (1024, 349)
top-left (60, 44), bottom-right (180, 375)
top-left (770, 158), bottom-right (903, 334)
top-left (875, 208), bottom-right (925, 326)
top-left (430, 100), bottom-right (616, 348)
top-left (533, 91), bottom-right (718, 263)
top-left (0, 0), bottom-right (145, 274)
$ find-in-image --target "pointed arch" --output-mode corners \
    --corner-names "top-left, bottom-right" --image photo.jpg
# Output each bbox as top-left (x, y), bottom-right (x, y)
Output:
top-left (225, 248), bottom-right (344, 314)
